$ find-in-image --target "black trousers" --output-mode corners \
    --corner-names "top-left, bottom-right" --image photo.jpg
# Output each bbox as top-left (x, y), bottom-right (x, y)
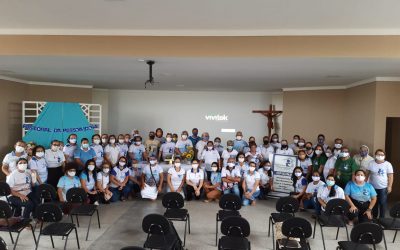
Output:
top-left (348, 198), bottom-right (372, 223)
top-left (186, 185), bottom-right (203, 201)
top-left (47, 166), bottom-right (64, 190)
top-left (9, 192), bottom-right (39, 219)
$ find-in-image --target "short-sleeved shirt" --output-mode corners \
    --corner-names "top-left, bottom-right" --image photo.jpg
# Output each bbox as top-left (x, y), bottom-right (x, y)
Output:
top-left (142, 165), bottom-right (164, 186)
top-left (63, 144), bottom-right (77, 163)
top-left (28, 156), bottom-right (48, 183)
top-left (367, 161), bottom-right (394, 189)
top-left (175, 140), bottom-right (193, 154)
top-left (80, 172), bottom-right (96, 191)
top-left (311, 155), bottom-right (327, 172)
top-left (233, 140), bottom-right (248, 153)
top-left (145, 139), bottom-right (161, 158)
top-left (168, 167), bottom-right (186, 190)
top-left (353, 154), bottom-right (374, 171)
top-left (128, 144), bottom-right (146, 161)
top-left (196, 140), bottom-right (207, 159)
top-left (117, 143), bottom-right (129, 158)
top-left (110, 166), bottom-right (130, 188)
top-left (258, 168), bottom-right (272, 185)
top-left (243, 171), bottom-right (261, 191)
top-left (296, 159), bottom-right (312, 175)
top-left (2, 151), bottom-right (28, 173)
top-left (155, 136), bottom-right (166, 145)
top-left (73, 147), bottom-right (96, 165)
top-left (201, 149), bottom-right (221, 171)
top-left (210, 172), bottom-right (222, 191)
top-left (294, 176), bottom-right (308, 193)
top-left (237, 163), bottom-right (249, 177)
top-left (7, 169), bottom-right (32, 196)
top-left (222, 149), bottom-right (239, 167)
top-left (45, 149), bottom-right (65, 168)
top-left (91, 144), bottom-right (104, 167)
top-left (323, 157), bottom-right (337, 180)
top-left (221, 166), bottom-right (241, 189)
top-left (186, 169), bottom-right (204, 186)
top-left (129, 166), bottom-right (142, 179)
top-left (259, 145), bottom-right (274, 161)
top-left (97, 172), bottom-right (109, 189)
top-left (57, 176), bottom-right (81, 200)
top-left (335, 158), bottom-right (359, 187)
top-left (344, 181), bottom-right (377, 202)
top-left (188, 136), bottom-right (202, 147)
top-left (160, 142), bottom-right (176, 159)
top-left (317, 185), bottom-right (345, 203)
top-left (104, 144), bottom-right (120, 165)
top-left (305, 180), bottom-right (325, 196)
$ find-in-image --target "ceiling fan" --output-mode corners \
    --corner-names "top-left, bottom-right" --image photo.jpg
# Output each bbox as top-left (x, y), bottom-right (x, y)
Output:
top-left (144, 60), bottom-right (159, 88)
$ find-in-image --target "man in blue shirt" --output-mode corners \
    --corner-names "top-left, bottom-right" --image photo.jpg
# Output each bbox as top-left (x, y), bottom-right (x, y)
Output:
top-left (74, 138), bottom-right (96, 172)
top-left (188, 128), bottom-right (202, 147)
top-left (233, 131), bottom-right (248, 153)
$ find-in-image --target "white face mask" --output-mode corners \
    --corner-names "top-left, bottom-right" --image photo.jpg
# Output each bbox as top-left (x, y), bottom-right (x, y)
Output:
top-left (212, 166), bottom-right (218, 172)
top-left (341, 152), bottom-right (350, 158)
top-left (109, 139), bottom-right (116, 144)
top-left (192, 164), bottom-right (199, 169)
top-left (249, 166), bottom-right (256, 172)
top-left (119, 162), bottom-right (126, 167)
top-left (88, 165), bottom-right (95, 171)
top-left (93, 139), bottom-right (101, 145)
top-left (335, 143), bottom-right (342, 149)
top-left (325, 152), bottom-right (332, 158)
top-left (315, 150), bottom-right (322, 155)
top-left (298, 142), bottom-right (305, 147)
top-left (228, 162), bottom-right (235, 168)
top-left (82, 143), bottom-right (89, 149)
top-left (356, 175), bottom-right (366, 182)
top-left (69, 138), bottom-right (77, 144)
top-left (15, 145), bottom-right (25, 153)
top-left (376, 155), bottom-right (385, 161)
top-left (293, 139), bottom-right (299, 144)
top-left (238, 158), bottom-right (245, 163)
top-left (272, 138), bottom-right (278, 142)
top-left (118, 139), bottom-right (124, 144)
top-left (214, 142), bottom-right (220, 146)
top-left (17, 163), bottom-right (28, 171)
top-left (264, 166), bottom-right (271, 171)
top-left (174, 162), bottom-right (181, 168)
top-left (36, 152), bottom-right (44, 158)
top-left (51, 145), bottom-right (59, 151)
top-left (295, 172), bottom-right (302, 177)
top-left (101, 138), bottom-right (108, 144)
top-left (207, 146), bottom-right (213, 150)
top-left (149, 160), bottom-right (156, 165)
top-left (312, 176), bottom-right (320, 182)
top-left (135, 141), bottom-right (141, 145)
top-left (166, 137), bottom-right (172, 142)
top-left (68, 171), bottom-right (76, 177)
top-left (181, 135), bottom-right (188, 140)
top-left (103, 168), bottom-right (110, 174)
top-left (236, 136), bottom-right (242, 140)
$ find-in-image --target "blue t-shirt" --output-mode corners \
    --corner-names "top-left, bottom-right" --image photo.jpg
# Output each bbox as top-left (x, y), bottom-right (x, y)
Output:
top-left (57, 176), bottom-right (81, 199)
top-left (344, 181), bottom-right (377, 202)
top-left (74, 148), bottom-right (96, 166)
top-left (80, 172), bottom-right (96, 191)
top-left (210, 172), bottom-right (222, 191)
top-left (233, 140), bottom-right (248, 153)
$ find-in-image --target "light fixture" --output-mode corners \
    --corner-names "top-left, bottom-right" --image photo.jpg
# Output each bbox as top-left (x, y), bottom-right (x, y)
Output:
top-left (144, 60), bottom-right (158, 89)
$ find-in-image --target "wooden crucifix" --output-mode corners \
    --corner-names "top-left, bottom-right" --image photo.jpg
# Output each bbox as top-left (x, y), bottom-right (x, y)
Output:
top-left (253, 104), bottom-right (283, 137)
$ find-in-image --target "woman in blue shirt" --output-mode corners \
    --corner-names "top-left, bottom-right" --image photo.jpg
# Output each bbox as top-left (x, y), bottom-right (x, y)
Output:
top-left (80, 159), bottom-right (99, 205)
top-left (57, 162), bottom-right (81, 203)
top-left (345, 169), bottom-right (377, 224)
top-left (204, 162), bottom-right (222, 202)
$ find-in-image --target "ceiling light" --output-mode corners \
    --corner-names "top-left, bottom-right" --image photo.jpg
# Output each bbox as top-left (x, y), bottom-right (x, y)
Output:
top-left (137, 59), bottom-right (146, 62)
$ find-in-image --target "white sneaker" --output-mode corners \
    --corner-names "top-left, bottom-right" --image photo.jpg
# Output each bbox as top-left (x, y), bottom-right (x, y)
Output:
top-left (94, 201), bottom-right (99, 206)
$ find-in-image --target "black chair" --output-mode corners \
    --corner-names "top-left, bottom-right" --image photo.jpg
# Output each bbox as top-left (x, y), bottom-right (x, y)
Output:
top-left (142, 213), bottom-right (183, 250)
top-left (0, 182), bottom-right (14, 215)
top-left (218, 216), bottom-right (251, 250)
top-left (313, 198), bottom-right (350, 250)
top-left (378, 201), bottom-right (400, 243)
top-left (66, 187), bottom-right (100, 240)
top-left (35, 203), bottom-right (80, 250)
top-left (0, 236), bottom-right (7, 250)
top-left (162, 192), bottom-right (191, 246)
top-left (276, 217), bottom-right (312, 250)
top-left (216, 194), bottom-right (242, 246)
top-left (0, 200), bottom-right (36, 250)
top-left (268, 196), bottom-right (299, 250)
top-left (37, 183), bottom-right (59, 203)
top-left (337, 222), bottom-right (387, 250)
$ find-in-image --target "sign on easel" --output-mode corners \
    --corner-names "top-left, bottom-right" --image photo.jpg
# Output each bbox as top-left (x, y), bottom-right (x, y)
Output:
top-left (269, 154), bottom-right (297, 197)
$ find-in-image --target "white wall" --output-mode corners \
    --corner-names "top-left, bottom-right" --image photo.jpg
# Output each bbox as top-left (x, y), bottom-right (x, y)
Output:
top-left (93, 89), bottom-right (283, 144)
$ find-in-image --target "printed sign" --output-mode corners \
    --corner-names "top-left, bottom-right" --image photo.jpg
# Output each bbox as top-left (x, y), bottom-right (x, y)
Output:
top-left (272, 154), bottom-right (297, 194)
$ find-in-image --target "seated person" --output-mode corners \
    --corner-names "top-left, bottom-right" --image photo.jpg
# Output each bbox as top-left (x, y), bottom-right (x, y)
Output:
top-left (317, 174), bottom-right (345, 215)
top-left (167, 157), bottom-right (186, 198)
top-left (242, 161), bottom-right (261, 206)
top-left (221, 158), bottom-right (241, 197)
top-left (291, 166), bottom-right (307, 210)
top-left (80, 159), bottom-right (99, 205)
top-left (7, 158), bottom-right (38, 219)
top-left (109, 156), bottom-right (131, 202)
top-left (204, 162), bottom-right (222, 202)
top-left (96, 162), bottom-right (113, 204)
top-left (140, 156), bottom-right (164, 201)
top-left (57, 162), bottom-right (82, 202)
top-left (258, 160), bottom-right (273, 199)
top-left (302, 171), bottom-right (325, 213)
top-left (128, 163), bottom-right (142, 197)
top-left (185, 159), bottom-right (204, 201)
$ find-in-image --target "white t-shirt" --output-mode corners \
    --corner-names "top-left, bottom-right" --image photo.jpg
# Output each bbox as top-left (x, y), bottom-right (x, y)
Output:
top-left (7, 169), bottom-right (32, 196)
top-left (28, 156), bottom-right (48, 183)
top-left (186, 169), bottom-right (204, 186)
top-left (367, 160), bottom-right (394, 189)
top-left (245, 151), bottom-right (263, 165)
top-left (104, 144), bottom-right (121, 165)
top-left (2, 151), bottom-right (28, 173)
top-left (306, 180), bottom-right (325, 195)
top-left (323, 157), bottom-right (337, 180)
top-left (128, 144), bottom-right (146, 161)
top-left (45, 149), bottom-right (65, 168)
top-left (259, 145), bottom-right (274, 161)
top-left (160, 142), bottom-right (176, 159)
top-left (196, 140), bottom-right (208, 159)
top-left (96, 172), bottom-right (110, 189)
top-left (175, 139), bottom-right (193, 154)
top-left (276, 148), bottom-right (295, 155)
top-left (222, 149), bottom-right (238, 167)
top-left (243, 171), bottom-right (260, 191)
top-left (258, 168), bottom-right (272, 185)
top-left (221, 166), bottom-right (241, 189)
top-left (201, 149), bottom-right (220, 171)
top-left (168, 167), bottom-right (186, 190)
top-left (117, 143), bottom-right (129, 157)
top-left (63, 144), bottom-right (77, 163)
top-left (110, 166), bottom-right (129, 188)
top-left (317, 185), bottom-right (345, 203)
top-left (296, 158), bottom-right (312, 174)
top-left (91, 144), bottom-right (104, 167)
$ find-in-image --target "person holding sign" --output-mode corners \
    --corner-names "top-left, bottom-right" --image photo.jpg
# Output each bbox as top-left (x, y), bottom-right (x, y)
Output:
top-left (242, 162), bottom-right (261, 206)
top-left (291, 166), bottom-right (308, 210)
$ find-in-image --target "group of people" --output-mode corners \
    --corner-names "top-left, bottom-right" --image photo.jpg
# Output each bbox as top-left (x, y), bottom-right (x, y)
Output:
top-left (1, 128), bottom-right (394, 225)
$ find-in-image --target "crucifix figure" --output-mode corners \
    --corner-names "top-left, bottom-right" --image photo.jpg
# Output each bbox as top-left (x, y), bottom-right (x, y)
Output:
top-left (253, 104), bottom-right (283, 137)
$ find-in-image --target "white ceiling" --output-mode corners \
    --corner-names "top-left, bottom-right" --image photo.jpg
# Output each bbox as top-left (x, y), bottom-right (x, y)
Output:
top-left (1, 0), bottom-right (400, 35)
top-left (1, 56), bottom-right (400, 91)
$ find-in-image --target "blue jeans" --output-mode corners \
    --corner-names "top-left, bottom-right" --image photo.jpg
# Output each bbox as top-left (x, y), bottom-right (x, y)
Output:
top-left (242, 189), bottom-right (260, 206)
top-left (373, 188), bottom-right (388, 218)
top-left (303, 196), bottom-right (321, 214)
top-left (223, 184), bottom-right (240, 197)
top-left (110, 185), bottom-right (132, 202)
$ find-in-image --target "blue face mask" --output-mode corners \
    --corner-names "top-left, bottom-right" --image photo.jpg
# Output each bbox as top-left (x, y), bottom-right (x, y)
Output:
top-left (326, 180), bottom-right (335, 187)
top-left (204, 136), bottom-right (209, 141)
top-left (360, 151), bottom-right (368, 157)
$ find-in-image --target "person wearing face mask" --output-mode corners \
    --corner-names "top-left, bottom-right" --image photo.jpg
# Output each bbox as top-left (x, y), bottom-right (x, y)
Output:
top-left (74, 138), bottom-right (96, 174)
top-left (104, 135), bottom-right (121, 167)
top-left (124, 134), bottom-right (132, 147)
top-left (196, 132), bottom-right (210, 160)
top-left (28, 145), bottom-right (48, 185)
top-left (345, 170), bottom-right (377, 224)
top-left (295, 138), bottom-right (306, 155)
top-left (334, 147), bottom-right (359, 189)
top-left (259, 136), bottom-right (274, 162)
top-left (213, 137), bottom-right (224, 156)
top-left (128, 136), bottom-right (148, 164)
top-left (26, 142), bottom-right (36, 160)
top-left (204, 162), bottom-right (222, 202)
top-left (110, 156), bottom-right (131, 202)
top-left (221, 158), bottom-right (241, 197)
top-left (2, 140), bottom-right (28, 177)
top-left (296, 150), bottom-right (312, 180)
top-left (317, 175), bottom-right (345, 213)
top-left (172, 133), bottom-right (179, 143)
top-left (366, 149), bottom-right (394, 219)
top-left (167, 157), bottom-right (186, 198)
top-left (7, 158), bottom-right (38, 219)
top-left (291, 167), bottom-right (307, 208)
top-left (353, 145), bottom-right (374, 172)
top-left (100, 134), bottom-right (109, 148)
top-left (145, 131), bottom-right (161, 158)
top-left (117, 134), bottom-right (129, 158)
top-left (242, 162), bottom-right (261, 206)
top-left (45, 140), bottom-right (66, 189)
top-left (201, 141), bottom-right (221, 180)
top-left (175, 131), bottom-right (193, 157)
top-left (236, 153), bottom-right (249, 178)
top-left (57, 162), bottom-right (81, 202)
top-left (314, 134), bottom-right (329, 151)
top-left (141, 157), bottom-right (164, 201)
top-left (130, 129), bottom-right (140, 144)
top-left (322, 147), bottom-right (336, 180)
top-left (258, 161), bottom-right (273, 199)
top-left (80, 159), bottom-right (99, 205)
top-left (188, 128), bottom-right (202, 147)
top-left (159, 133), bottom-right (176, 161)
top-left (233, 131), bottom-right (248, 153)
top-left (243, 136), bottom-right (256, 154)
top-left (91, 134), bottom-right (104, 169)
top-left (333, 138), bottom-right (344, 157)
top-left (63, 134), bottom-right (78, 163)
top-left (289, 135), bottom-right (300, 151)
top-left (311, 145), bottom-right (327, 179)
top-left (305, 142), bottom-right (314, 159)
top-left (270, 133), bottom-right (281, 153)
top-left (302, 171), bottom-right (325, 214)
top-left (154, 128), bottom-right (166, 145)
top-left (128, 161), bottom-right (142, 198)
top-left (221, 140), bottom-right (238, 167)
top-left (276, 140), bottom-right (294, 155)
top-left (96, 162), bottom-right (113, 204)
top-left (245, 143), bottom-right (263, 167)
top-left (185, 160), bottom-right (204, 201)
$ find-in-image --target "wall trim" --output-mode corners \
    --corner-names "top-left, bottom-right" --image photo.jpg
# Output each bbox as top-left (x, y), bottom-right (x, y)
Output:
top-left (0, 75), bottom-right (93, 89)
